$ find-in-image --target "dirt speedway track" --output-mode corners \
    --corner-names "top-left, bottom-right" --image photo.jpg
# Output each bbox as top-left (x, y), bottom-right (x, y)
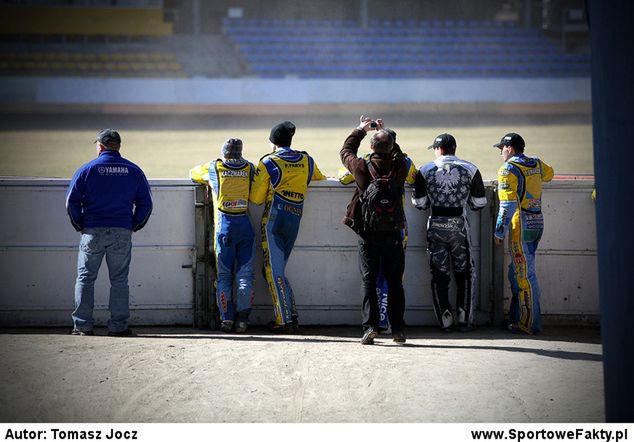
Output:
top-left (0, 326), bottom-right (603, 423)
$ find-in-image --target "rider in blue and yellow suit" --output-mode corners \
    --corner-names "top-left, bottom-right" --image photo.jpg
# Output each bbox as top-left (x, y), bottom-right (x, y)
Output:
top-left (493, 133), bottom-right (554, 335)
top-left (250, 121), bottom-right (326, 332)
top-left (338, 128), bottom-right (417, 331)
top-left (190, 138), bottom-right (255, 333)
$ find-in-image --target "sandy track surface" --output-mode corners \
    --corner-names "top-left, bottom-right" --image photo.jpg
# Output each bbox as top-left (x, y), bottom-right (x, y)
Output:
top-left (0, 326), bottom-right (603, 423)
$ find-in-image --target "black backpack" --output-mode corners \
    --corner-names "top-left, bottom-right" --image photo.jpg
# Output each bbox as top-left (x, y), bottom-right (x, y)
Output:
top-left (360, 159), bottom-right (404, 232)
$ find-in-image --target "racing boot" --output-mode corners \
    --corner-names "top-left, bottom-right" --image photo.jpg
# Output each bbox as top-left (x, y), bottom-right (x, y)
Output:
top-left (290, 314), bottom-right (299, 333)
top-left (235, 312), bottom-right (248, 333)
top-left (458, 323), bottom-right (474, 332)
top-left (220, 320), bottom-right (234, 333)
top-left (441, 309), bottom-right (454, 332)
top-left (267, 321), bottom-right (294, 334)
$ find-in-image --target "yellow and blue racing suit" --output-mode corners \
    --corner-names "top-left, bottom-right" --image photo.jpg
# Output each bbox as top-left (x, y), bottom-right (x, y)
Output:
top-left (190, 159), bottom-right (256, 322)
top-left (338, 152), bottom-right (417, 330)
top-left (495, 154), bottom-right (554, 334)
top-left (250, 147), bottom-right (326, 326)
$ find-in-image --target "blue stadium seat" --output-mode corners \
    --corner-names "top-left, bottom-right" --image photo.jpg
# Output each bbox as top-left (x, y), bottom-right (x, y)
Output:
top-left (222, 18), bottom-right (589, 79)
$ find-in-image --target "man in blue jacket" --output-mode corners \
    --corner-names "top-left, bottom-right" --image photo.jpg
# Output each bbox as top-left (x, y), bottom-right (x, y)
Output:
top-left (66, 129), bottom-right (153, 337)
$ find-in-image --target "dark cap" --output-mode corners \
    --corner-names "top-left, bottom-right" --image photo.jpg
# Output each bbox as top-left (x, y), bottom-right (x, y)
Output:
top-left (428, 133), bottom-right (456, 150)
top-left (222, 138), bottom-right (243, 159)
top-left (95, 129), bottom-right (121, 148)
top-left (493, 132), bottom-right (525, 149)
top-left (269, 121), bottom-right (296, 147)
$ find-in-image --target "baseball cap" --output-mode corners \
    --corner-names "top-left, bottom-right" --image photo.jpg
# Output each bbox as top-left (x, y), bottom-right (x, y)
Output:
top-left (493, 132), bottom-right (525, 150)
top-left (222, 138), bottom-right (243, 159)
top-left (269, 121), bottom-right (296, 147)
top-left (95, 129), bottom-right (121, 148)
top-left (428, 133), bottom-right (456, 150)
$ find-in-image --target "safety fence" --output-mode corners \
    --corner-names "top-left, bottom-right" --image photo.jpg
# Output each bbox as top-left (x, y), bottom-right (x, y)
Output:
top-left (0, 178), bottom-right (597, 327)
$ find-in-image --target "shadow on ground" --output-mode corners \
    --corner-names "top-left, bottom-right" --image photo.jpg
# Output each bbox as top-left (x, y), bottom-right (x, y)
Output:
top-left (1, 325), bottom-right (602, 363)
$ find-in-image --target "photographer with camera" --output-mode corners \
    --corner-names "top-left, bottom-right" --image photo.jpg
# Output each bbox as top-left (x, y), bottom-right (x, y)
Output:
top-left (338, 127), bottom-right (416, 333)
top-left (340, 116), bottom-right (409, 345)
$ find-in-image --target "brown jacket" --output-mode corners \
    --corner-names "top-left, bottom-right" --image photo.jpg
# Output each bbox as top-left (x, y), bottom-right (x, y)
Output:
top-left (340, 128), bottom-right (407, 233)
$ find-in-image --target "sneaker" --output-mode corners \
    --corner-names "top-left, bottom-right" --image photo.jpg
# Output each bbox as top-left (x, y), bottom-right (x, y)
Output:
top-left (107, 328), bottom-right (134, 337)
top-left (360, 327), bottom-right (378, 345)
top-left (220, 320), bottom-right (234, 333)
top-left (392, 331), bottom-right (406, 344)
top-left (70, 328), bottom-right (94, 336)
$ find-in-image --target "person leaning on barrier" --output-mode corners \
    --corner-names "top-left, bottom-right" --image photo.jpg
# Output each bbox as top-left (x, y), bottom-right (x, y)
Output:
top-left (412, 133), bottom-right (486, 332)
top-left (493, 133), bottom-right (554, 335)
top-left (189, 138), bottom-right (256, 333)
top-left (338, 127), bottom-right (417, 333)
top-left (341, 115), bottom-right (408, 345)
top-left (66, 129), bottom-right (153, 337)
top-left (249, 121), bottom-right (327, 333)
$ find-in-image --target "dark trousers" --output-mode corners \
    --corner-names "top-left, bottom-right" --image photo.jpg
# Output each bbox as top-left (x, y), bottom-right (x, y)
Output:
top-left (358, 232), bottom-right (406, 332)
top-left (426, 216), bottom-right (475, 326)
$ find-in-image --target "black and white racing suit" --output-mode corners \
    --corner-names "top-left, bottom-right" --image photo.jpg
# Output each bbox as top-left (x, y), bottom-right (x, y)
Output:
top-left (412, 155), bottom-right (487, 330)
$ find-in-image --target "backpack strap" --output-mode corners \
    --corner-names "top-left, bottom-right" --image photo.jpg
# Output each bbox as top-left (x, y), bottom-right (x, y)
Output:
top-left (365, 159), bottom-right (381, 180)
top-left (366, 157), bottom-right (400, 181)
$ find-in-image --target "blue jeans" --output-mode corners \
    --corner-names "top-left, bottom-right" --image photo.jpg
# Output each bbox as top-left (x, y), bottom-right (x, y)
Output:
top-left (72, 227), bottom-right (132, 333)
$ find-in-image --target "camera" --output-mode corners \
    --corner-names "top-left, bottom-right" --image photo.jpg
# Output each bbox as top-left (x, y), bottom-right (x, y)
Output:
top-left (370, 121), bottom-right (378, 128)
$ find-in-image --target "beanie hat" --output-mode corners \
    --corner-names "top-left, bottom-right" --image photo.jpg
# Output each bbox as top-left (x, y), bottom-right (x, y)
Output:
top-left (269, 121), bottom-right (296, 147)
top-left (222, 138), bottom-right (243, 159)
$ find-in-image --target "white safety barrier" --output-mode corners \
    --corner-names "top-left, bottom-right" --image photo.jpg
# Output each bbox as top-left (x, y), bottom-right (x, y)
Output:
top-left (0, 77), bottom-right (590, 105)
top-left (0, 178), bottom-right (597, 327)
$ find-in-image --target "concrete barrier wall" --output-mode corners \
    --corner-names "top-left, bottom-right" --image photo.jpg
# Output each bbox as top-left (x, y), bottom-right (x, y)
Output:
top-left (528, 181), bottom-right (599, 318)
top-left (0, 178), bottom-right (597, 327)
top-left (0, 179), bottom-right (195, 326)
top-left (251, 182), bottom-right (491, 326)
top-left (0, 77), bottom-right (591, 105)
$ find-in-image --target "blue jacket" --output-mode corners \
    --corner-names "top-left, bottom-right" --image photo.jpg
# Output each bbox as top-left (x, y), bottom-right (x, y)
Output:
top-left (66, 150), bottom-right (153, 232)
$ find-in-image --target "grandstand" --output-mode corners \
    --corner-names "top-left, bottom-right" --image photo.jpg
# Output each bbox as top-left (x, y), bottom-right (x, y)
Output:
top-left (0, 1), bottom-right (241, 78)
top-left (0, 50), bottom-right (186, 78)
top-left (0, 3), bottom-right (173, 37)
top-left (0, 0), bottom-right (590, 80)
top-left (223, 18), bottom-right (590, 78)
